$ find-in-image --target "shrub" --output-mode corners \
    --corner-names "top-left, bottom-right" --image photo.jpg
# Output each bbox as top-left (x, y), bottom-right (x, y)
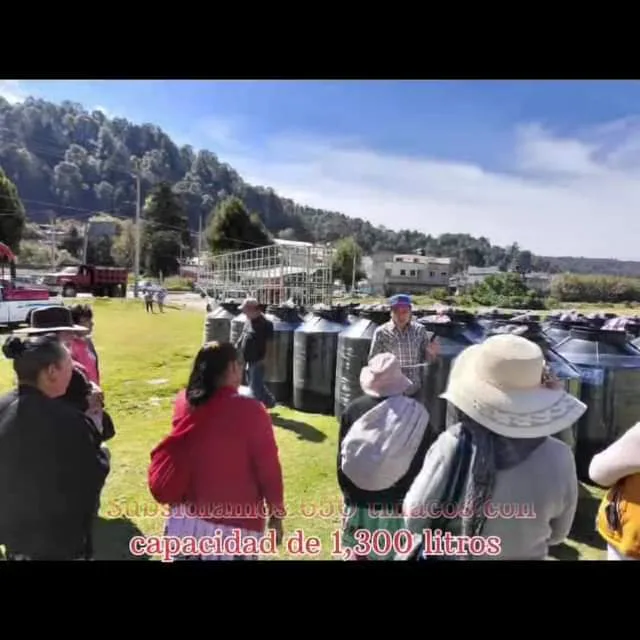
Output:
top-left (162, 276), bottom-right (193, 292)
top-left (550, 273), bottom-right (640, 303)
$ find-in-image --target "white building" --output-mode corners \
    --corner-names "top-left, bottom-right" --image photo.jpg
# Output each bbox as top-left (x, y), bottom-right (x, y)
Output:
top-left (371, 251), bottom-right (452, 295)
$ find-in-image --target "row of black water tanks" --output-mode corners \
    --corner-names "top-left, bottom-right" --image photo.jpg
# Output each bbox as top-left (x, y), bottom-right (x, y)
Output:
top-left (204, 303), bottom-right (640, 478)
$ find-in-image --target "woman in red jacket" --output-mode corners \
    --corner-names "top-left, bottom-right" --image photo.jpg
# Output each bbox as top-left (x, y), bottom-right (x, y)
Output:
top-left (149, 341), bottom-right (285, 561)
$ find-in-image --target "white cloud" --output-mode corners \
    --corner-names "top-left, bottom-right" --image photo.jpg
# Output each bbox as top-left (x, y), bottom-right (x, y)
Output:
top-left (1, 82), bottom-right (636, 259)
top-left (0, 80), bottom-right (26, 104)
top-left (93, 105), bottom-right (111, 117)
top-left (204, 117), bottom-right (640, 260)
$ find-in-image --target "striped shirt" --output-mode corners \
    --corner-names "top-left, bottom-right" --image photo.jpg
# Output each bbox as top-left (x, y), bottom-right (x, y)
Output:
top-left (369, 320), bottom-right (428, 395)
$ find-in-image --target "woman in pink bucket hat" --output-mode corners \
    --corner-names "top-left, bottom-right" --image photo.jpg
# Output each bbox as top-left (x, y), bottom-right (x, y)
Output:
top-left (337, 352), bottom-right (436, 560)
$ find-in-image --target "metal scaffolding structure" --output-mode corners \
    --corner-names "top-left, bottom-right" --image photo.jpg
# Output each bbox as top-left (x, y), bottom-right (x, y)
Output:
top-left (196, 243), bottom-right (334, 307)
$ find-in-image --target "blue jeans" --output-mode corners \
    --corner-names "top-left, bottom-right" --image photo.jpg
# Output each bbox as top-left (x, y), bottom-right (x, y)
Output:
top-left (246, 361), bottom-right (276, 409)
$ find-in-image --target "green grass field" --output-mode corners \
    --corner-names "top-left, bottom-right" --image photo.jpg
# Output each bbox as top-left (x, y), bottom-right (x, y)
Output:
top-left (0, 300), bottom-right (607, 560)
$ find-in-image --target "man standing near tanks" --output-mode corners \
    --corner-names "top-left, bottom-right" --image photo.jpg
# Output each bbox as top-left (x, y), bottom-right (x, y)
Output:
top-left (369, 294), bottom-right (439, 399)
top-left (237, 298), bottom-right (276, 410)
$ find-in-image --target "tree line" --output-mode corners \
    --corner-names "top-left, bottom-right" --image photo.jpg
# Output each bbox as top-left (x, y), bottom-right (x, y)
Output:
top-left (549, 274), bottom-right (640, 305)
top-left (3, 94), bottom-right (639, 278)
top-left (451, 272), bottom-right (640, 308)
top-left (8, 165), bottom-right (640, 307)
top-left (0, 163), bottom-right (275, 277)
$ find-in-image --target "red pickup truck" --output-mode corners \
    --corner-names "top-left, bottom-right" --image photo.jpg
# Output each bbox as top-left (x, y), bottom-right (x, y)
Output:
top-left (43, 264), bottom-right (128, 298)
top-left (0, 242), bottom-right (64, 328)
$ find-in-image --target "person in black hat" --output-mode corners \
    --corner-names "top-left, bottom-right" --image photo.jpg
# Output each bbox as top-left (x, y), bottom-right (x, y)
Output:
top-left (15, 306), bottom-right (115, 444)
top-left (17, 306), bottom-right (98, 382)
top-left (15, 305), bottom-right (89, 336)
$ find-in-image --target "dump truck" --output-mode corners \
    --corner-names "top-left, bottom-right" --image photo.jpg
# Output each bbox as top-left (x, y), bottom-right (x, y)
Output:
top-left (43, 264), bottom-right (128, 297)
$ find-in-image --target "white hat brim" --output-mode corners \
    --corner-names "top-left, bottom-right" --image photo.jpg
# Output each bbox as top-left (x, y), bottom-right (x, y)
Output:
top-left (440, 344), bottom-right (587, 438)
top-left (13, 324), bottom-right (89, 335)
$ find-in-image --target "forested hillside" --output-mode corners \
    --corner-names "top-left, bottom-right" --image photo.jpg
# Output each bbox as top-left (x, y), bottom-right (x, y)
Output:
top-left (0, 95), bottom-right (637, 276)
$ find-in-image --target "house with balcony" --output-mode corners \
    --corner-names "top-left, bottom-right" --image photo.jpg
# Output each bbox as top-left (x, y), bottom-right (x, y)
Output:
top-left (371, 252), bottom-right (452, 295)
top-left (452, 266), bottom-right (502, 292)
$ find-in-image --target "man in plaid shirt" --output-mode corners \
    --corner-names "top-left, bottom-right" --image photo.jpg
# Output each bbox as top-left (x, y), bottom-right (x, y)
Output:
top-left (369, 294), bottom-right (439, 399)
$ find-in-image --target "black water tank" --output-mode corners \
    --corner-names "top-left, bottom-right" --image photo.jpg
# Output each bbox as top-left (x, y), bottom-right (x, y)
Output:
top-left (626, 319), bottom-right (640, 338)
top-left (555, 327), bottom-right (640, 477)
top-left (418, 319), bottom-right (481, 434)
top-left (616, 318), bottom-right (640, 339)
top-left (452, 310), bottom-right (485, 341)
top-left (412, 307), bottom-right (435, 320)
top-left (426, 309), bottom-right (486, 343)
top-left (588, 314), bottom-right (609, 329)
top-left (476, 311), bottom-right (515, 334)
top-left (293, 307), bottom-right (349, 414)
top-left (487, 321), bottom-right (582, 452)
top-left (336, 302), bottom-right (360, 324)
top-left (334, 307), bottom-right (391, 417)
top-left (203, 301), bottom-right (240, 344)
top-left (543, 319), bottom-right (589, 345)
top-left (263, 306), bottom-right (303, 404)
top-left (347, 307), bottom-right (361, 324)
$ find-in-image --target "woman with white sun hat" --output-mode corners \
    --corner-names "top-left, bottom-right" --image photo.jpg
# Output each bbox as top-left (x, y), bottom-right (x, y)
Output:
top-left (401, 333), bottom-right (586, 561)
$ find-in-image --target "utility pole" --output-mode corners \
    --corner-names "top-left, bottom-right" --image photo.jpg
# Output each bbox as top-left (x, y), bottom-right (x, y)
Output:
top-left (198, 213), bottom-right (203, 262)
top-left (82, 221), bottom-right (90, 263)
top-left (133, 173), bottom-right (141, 297)
top-left (49, 212), bottom-right (56, 270)
top-left (351, 252), bottom-right (357, 293)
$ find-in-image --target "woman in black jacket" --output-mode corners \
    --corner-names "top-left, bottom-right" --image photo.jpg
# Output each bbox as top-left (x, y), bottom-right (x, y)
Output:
top-left (0, 334), bottom-right (109, 560)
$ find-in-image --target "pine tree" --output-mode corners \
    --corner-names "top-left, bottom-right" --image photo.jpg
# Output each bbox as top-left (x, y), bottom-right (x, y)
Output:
top-left (143, 182), bottom-right (189, 277)
top-left (0, 167), bottom-right (26, 251)
top-left (205, 196), bottom-right (271, 254)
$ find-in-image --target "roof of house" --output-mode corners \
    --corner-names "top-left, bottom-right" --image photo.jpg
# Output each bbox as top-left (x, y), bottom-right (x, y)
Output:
top-left (390, 254), bottom-right (452, 265)
top-left (467, 266), bottom-right (501, 275)
top-left (237, 266), bottom-right (325, 279)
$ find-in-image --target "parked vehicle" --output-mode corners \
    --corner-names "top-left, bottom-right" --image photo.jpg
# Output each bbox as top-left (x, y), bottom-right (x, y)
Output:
top-left (0, 243), bottom-right (63, 328)
top-left (43, 264), bottom-right (128, 297)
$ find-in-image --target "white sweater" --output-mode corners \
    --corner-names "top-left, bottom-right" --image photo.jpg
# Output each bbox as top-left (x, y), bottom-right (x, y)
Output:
top-left (588, 422), bottom-right (640, 488)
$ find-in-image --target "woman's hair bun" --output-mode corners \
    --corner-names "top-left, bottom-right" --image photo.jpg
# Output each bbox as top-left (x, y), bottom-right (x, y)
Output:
top-left (2, 336), bottom-right (26, 359)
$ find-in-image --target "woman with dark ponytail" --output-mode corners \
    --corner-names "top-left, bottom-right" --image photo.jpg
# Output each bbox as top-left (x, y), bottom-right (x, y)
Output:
top-left (148, 341), bottom-right (285, 560)
top-left (0, 334), bottom-right (109, 560)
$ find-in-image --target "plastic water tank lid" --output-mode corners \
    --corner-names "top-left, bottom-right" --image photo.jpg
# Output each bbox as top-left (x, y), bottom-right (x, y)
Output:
top-left (220, 301), bottom-right (239, 313)
top-left (420, 320), bottom-right (468, 337)
top-left (568, 326), bottom-right (631, 346)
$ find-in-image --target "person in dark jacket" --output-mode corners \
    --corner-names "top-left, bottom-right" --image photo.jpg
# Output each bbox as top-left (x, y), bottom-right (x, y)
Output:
top-left (0, 333), bottom-right (109, 560)
top-left (236, 298), bottom-right (275, 409)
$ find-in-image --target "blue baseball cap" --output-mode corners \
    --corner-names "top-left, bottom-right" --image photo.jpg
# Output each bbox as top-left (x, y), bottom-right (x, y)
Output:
top-left (389, 294), bottom-right (412, 308)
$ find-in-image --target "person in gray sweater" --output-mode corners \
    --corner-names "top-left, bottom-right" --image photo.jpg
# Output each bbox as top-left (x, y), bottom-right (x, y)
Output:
top-left (401, 334), bottom-right (586, 561)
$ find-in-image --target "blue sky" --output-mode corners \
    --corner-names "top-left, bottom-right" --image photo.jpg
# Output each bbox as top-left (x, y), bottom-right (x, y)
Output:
top-left (2, 79), bottom-right (640, 259)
